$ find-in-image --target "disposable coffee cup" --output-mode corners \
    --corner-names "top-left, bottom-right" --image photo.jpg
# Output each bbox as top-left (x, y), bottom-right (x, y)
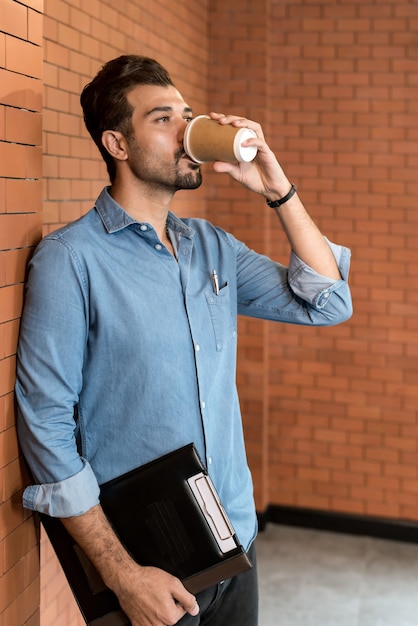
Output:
top-left (184, 115), bottom-right (257, 164)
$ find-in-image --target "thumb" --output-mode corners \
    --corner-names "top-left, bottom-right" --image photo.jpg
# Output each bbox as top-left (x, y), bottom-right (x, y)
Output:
top-left (212, 160), bottom-right (237, 175)
top-left (179, 592), bottom-right (200, 617)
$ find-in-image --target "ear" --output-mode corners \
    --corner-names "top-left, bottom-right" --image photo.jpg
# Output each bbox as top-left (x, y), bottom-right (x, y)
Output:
top-left (101, 130), bottom-right (128, 162)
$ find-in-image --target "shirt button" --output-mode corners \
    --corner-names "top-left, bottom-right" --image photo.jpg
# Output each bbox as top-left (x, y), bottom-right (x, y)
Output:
top-left (140, 224), bottom-right (147, 231)
top-left (324, 291), bottom-right (330, 298)
top-left (155, 244), bottom-right (162, 251)
top-left (201, 401), bottom-right (206, 409)
top-left (208, 457), bottom-right (212, 464)
top-left (195, 344), bottom-right (200, 352)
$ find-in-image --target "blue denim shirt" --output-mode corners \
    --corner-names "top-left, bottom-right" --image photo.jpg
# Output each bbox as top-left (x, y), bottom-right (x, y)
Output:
top-left (16, 187), bottom-right (352, 551)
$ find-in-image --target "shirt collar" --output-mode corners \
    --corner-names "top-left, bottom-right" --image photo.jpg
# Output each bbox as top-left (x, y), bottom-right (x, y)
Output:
top-left (95, 186), bottom-right (194, 239)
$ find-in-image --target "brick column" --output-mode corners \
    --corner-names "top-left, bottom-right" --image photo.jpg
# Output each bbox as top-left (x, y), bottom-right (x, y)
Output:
top-left (0, 2), bottom-right (43, 625)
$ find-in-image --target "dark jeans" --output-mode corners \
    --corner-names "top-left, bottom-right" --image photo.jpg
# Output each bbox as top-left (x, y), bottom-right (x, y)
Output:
top-left (177, 543), bottom-right (258, 626)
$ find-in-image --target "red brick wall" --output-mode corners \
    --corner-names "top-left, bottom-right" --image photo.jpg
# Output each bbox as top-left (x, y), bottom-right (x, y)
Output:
top-left (210, 0), bottom-right (418, 520)
top-left (264, 0), bottom-right (418, 521)
top-left (3, 0), bottom-right (418, 624)
top-left (0, 1), bottom-right (43, 624)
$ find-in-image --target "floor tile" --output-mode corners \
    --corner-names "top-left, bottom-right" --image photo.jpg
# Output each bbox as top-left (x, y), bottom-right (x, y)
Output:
top-left (256, 523), bottom-right (418, 626)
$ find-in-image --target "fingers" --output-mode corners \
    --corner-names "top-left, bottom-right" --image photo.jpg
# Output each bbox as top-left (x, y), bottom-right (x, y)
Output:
top-left (115, 565), bottom-right (199, 626)
top-left (209, 111), bottom-right (247, 124)
top-left (209, 111), bottom-right (264, 136)
top-left (208, 111), bottom-right (280, 195)
top-left (181, 596), bottom-right (200, 617)
top-left (173, 580), bottom-right (199, 617)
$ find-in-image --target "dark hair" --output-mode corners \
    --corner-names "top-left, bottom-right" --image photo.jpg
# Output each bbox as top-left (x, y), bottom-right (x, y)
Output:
top-left (80, 55), bottom-right (174, 181)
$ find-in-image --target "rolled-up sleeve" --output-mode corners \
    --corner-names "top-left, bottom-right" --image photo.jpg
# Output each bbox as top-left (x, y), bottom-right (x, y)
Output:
top-left (236, 236), bottom-right (352, 326)
top-left (22, 458), bottom-right (100, 517)
top-left (16, 236), bottom-right (98, 517)
top-left (288, 239), bottom-right (352, 322)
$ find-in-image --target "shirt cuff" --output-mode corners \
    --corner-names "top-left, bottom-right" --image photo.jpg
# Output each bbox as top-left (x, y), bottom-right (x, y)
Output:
top-left (288, 239), bottom-right (351, 308)
top-left (22, 458), bottom-right (100, 517)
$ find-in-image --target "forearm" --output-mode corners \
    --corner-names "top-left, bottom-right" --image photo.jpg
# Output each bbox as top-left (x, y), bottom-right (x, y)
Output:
top-left (61, 504), bottom-right (137, 593)
top-left (61, 504), bottom-right (199, 626)
top-left (210, 113), bottom-right (343, 281)
top-left (268, 186), bottom-right (342, 281)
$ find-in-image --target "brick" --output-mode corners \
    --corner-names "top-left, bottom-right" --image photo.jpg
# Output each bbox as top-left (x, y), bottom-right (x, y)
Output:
top-left (4, 520), bottom-right (38, 572)
top-left (5, 37), bottom-right (42, 79)
top-left (5, 179), bottom-right (42, 215)
top-left (1, 214), bottom-right (33, 251)
top-left (5, 249), bottom-right (31, 286)
top-left (0, 253), bottom-right (5, 288)
top-left (57, 23), bottom-right (81, 51)
top-left (0, 143), bottom-right (27, 178)
top-left (0, 70), bottom-right (42, 111)
top-left (28, 7), bottom-right (43, 46)
top-left (0, 355), bottom-right (16, 396)
top-left (44, 0), bottom-right (70, 23)
top-left (25, 0), bottom-right (42, 10)
top-left (0, 285), bottom-right (23, 324)
top-left (1, 0), bottom-right (27, 39)
top-left (0, 33), bottom-right (4, 69)
top-left (5, 109), bottom-right (42, 146)
top-left (26, 145), bottom-right (42, 179)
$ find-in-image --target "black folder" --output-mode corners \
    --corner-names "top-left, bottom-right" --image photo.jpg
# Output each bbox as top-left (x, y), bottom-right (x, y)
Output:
top-left (40, 443), bottom-right (252, 625)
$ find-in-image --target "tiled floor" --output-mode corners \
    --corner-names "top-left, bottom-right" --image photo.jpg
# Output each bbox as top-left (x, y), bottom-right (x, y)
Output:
top-left (256, 523), bottom-right (418, 626)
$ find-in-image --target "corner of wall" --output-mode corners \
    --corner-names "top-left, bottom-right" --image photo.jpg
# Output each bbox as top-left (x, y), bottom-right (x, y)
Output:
top-left (0, 2), bottom-right (44, 624)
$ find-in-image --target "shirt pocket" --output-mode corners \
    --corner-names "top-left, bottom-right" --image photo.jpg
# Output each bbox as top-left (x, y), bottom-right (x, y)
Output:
top-left (205, 283), bottom-right (237, 352)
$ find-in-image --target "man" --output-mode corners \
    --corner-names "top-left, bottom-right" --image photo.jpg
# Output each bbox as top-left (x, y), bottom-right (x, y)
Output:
top-left (16, 55), bottom-right (352, 626)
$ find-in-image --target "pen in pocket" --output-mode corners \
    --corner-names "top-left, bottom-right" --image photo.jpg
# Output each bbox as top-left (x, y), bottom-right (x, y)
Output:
top-left (212, 269), bottom-right (220, 295)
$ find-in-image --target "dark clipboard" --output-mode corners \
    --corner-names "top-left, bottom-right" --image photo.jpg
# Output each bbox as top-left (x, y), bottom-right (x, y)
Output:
top-left (40, 443), bottom-right (252, 625)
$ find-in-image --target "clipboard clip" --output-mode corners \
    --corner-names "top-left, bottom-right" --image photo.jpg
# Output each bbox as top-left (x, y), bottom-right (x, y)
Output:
top-left (187, 472), bottom-right (237, 554)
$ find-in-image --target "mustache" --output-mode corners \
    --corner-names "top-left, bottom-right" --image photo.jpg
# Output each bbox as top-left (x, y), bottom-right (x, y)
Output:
top-left (175, 148), bottom-right (187, 163)
top-left (175, 148), bottom-right (201, 170)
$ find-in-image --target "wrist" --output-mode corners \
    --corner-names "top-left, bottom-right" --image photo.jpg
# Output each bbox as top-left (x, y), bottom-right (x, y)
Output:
top-left (265, 183), bottom-right (297, 209)
top-left (102, 551), bottom-right (140, 593)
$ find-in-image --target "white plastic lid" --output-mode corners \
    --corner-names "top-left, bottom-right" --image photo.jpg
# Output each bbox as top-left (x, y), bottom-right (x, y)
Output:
top-left (233, 128), bottom-right (257, 162)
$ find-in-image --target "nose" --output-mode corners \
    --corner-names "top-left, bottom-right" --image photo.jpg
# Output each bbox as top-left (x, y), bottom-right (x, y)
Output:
top-left (178, 118), bottom-right (189, 143)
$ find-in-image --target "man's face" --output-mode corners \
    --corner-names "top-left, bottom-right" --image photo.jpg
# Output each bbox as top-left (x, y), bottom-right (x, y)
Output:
top-left (124, 84), bottom-right (202, 192)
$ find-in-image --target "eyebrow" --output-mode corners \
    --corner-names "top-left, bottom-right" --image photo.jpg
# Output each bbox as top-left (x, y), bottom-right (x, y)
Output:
top-left (145, 105), bottom-right (193, 117)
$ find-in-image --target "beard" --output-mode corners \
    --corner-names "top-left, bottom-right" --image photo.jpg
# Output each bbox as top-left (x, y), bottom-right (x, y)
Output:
top-left (126, 136), bottom-right (202, 192)
top-left (172, 148), bottom-right (203, 190)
